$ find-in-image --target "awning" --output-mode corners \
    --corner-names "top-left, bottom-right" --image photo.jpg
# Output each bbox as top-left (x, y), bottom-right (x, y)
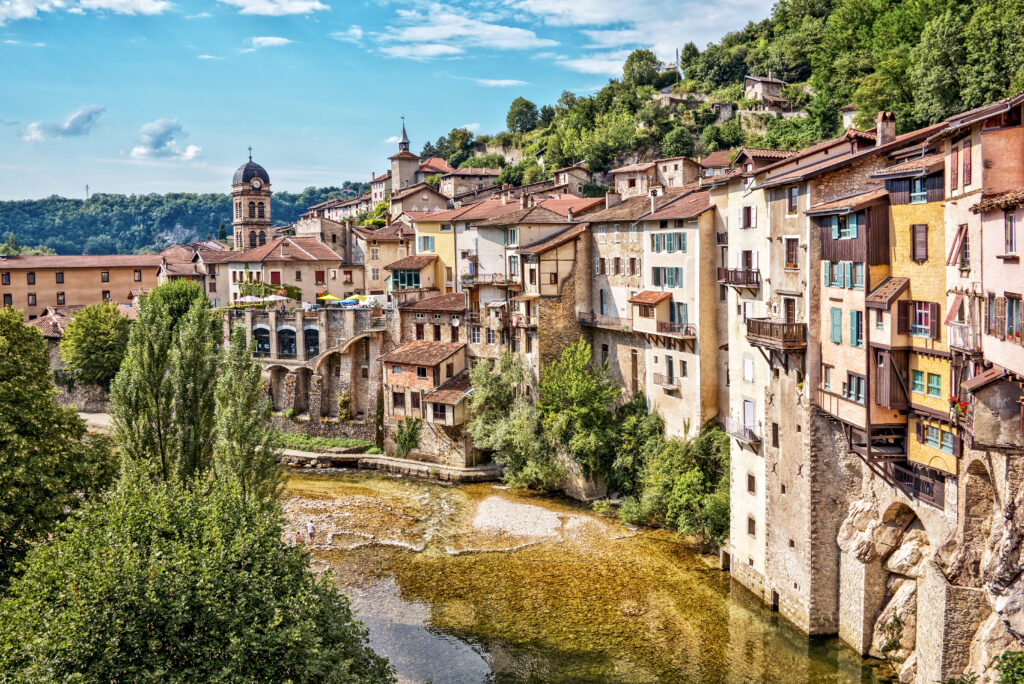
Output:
top-left (944, 294), bottom-right (964, 326)
top-left (485, 301), bottom-right (507, 308)
top-left (962, 366), bottom-right (1006, 392)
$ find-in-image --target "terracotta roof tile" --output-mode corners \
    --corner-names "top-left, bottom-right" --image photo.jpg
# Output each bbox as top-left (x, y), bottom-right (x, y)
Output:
top-left (371, 170), bottom-right (391, 182)
top-left (536, 197), bottom-right (605, 217)
top-left (384, 254), bottom-right (437, 271)
top-left (611, 161), bottom-right (656, 174)
top-left (475, 205), bottom-right (572, 227)
top-left (417, 157), bottom-right (454, 174)
top-left (443, 167), bottom-right (501, 177)
top-left (700, 149), bottom-right (734, 167)
top-left (645, 191), bottom-right (711, 221)
top-left (399, 292), bottom-right (467, 313)
top-left (865, 277), bottom-right (909, 309)
top-left (585, 186), bottom-right (695, 223)
top-left (962, 366), bottom-right (1007, 392)
top-left (869, 154), bottom-right (944, 178)
top-left (805, 188), bottom-right (889, 216)
top-left (971, 188), bottom-right (1024, 214)
top-left (629, 291), bottom-right (672, 305)
top-left (380, 341), bottom-right (464, 366)
top-left (0, 254), bottom-right (164, 269)
top-left (26, 308), bottom-right (71, 338)
top-left (426, 370), bottom-right (472, 405)
top-left (227, 237), bottom-right (342, 263)
top-left (517, 224), bottom-right (587, 256)
top-left (391, 182), bottom-right (447, 201)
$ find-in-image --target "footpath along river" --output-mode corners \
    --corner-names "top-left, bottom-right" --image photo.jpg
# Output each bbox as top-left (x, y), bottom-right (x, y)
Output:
top-left (284, 471), bottom-right (893, 684)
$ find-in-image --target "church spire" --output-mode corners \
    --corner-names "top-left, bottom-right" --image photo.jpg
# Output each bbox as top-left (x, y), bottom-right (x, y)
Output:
top-left (398, 116), bottom-right (410, 152)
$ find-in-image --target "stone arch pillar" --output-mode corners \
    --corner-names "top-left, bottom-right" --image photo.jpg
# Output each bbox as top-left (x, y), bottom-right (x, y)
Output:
top-left (309, 373), bottom-right (324, 423)
top-left (283, 372), bottom-right (296, 413)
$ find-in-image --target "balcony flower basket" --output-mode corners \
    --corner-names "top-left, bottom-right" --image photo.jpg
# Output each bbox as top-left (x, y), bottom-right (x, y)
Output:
top-left (948, 396), bottom-right (968, 418)
top-left (461, 272), bottom-right (474, 282)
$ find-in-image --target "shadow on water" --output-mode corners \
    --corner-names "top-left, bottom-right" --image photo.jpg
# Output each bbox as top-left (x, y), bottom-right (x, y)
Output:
top-left (284, 471), bottom-right (894, 684)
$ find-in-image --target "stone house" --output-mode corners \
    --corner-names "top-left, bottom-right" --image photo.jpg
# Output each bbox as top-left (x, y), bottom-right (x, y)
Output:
top-left (438, 167), bottom-right (500, 199)
top-left (634, 191), bottom-right (719, 438)
top-left (371, 170), bottom-right (392, 204)
top-left (0, 253), bottom-right (164, 321)
top-left (610, 157), bottom-right (701, 198)
top-left (380, 340), bottom-right (477, 466)
top-left (698, 149), bottom-right (734, 178)
top-left (352, 221), bottom-right (415, 297)
top-left (390, 182), bottom-right (449, 216)
top-left (224, 237), bottom-right (357, 304)
top-left (291, 216), bottom-right (353, 263)
top-left (743, 74), bottom-right (787, 112)
top-left (552, 165), bottom-right (592, 195)
top-left (415, 156), bottom-right (453, 185)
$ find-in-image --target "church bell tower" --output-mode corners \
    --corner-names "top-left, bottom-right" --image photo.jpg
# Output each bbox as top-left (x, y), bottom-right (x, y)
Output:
top-left (231, 148), bottom-right (272, 250)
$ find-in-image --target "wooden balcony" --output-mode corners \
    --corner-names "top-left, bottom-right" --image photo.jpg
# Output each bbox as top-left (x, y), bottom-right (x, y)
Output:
top-left (512, 314), bottom-right (538, 328)
top-left (888, 461), bottom-right (945, 509)
top-left (579, 314), bottom-right (631, 332)
top-left (656, 321), bottom-right (696, 337)
top-left (652, 373), bottom-right (681, 391)
top-left (461, 273), bottom-right (520, 288)
top-left (745, 318), bottom-right (807, 351)
top-left (718, 267), bottom-right (761, 289)
top-left (948, 322), bottom-right (982, 354)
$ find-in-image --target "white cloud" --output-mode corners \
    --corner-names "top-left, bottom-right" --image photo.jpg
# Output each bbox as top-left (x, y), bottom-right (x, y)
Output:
top-left (472, 78), bottom-right (527, 87)
top-left (186, 10), bottom-right (210, 17)
top-left (558, 49), bottom-right (631, 76)
top-left (23, 104), bottom-right (105, 142)
top-left (372, 3), bottom-right (556, 60)
top-left (0, 0), bottom-right (66, 25)
top-left (461, 123), bottom-right (481, 132)
top-left (378, 42), bottom-right (462, 60)
top-left (330, 25), bottom-right (362, 44)
top-left (241, 35), bottom-right (293, 52)
top-left (219, 0), bottom-right (326, 16)
top-left (130, 118), bottom-right (201, 161)
top-left (77, 0), bottom-right (171, 15)
top-left (197, 54), bottom-right (222, 59)
top-left (66, 5), bottom-right (83, 11)
top-left (383, 135), bottom-right (401, 143)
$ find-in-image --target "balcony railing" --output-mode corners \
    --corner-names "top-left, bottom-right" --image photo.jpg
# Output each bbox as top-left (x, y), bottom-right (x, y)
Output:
top-left (948, 321), bottom-right (982, 353)
top-left (724, 416), bottom-right (761, 447)
top-left (579, 314), bottom-right (631, 331)
top-left (512, 314), bottom-right (538, 328)
top-left (718, 267), bottom-right (761, 287)
top-left (652, 373), bottom-right (681, 389)
top-left (466, 311), bottom-right (482, 323)
top-left (888, 461), bottom-right (945, 509)
top-left (716, 231), bottom-right (728, 245)
top-left (462, 273), bottom-right (520, 287)
top-left (745, 318), bottom-right (807, 351)
top-left (656, 321), bottom-right (696, 337)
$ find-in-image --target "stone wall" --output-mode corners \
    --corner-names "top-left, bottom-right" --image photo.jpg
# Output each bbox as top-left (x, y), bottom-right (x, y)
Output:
top-left (270, 415), bottom-right (375, 441)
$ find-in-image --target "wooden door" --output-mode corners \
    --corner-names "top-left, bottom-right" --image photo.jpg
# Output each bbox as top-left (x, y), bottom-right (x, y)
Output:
top-left (784, 298), bottom-right (796, 323)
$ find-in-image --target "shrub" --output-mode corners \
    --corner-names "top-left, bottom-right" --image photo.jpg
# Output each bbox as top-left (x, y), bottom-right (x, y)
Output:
top-left (994, 651), bottom-right (1024, 683)
top-left (394, 417), bottom-right (422, 459)
top-left (337, 393), bottom-right (351, 420)
top-left (284, 407), bottom-right (294, 420)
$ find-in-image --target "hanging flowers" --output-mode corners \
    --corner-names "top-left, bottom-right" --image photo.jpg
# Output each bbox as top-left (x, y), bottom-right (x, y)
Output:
top-left (948, 396), bottom-right (968, 417)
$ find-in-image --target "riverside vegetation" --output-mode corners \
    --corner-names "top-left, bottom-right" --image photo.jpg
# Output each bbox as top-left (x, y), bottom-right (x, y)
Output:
top-left (0, 280), bottom-right (394, 682)
top-left (468, 340), bottom-right (731, 550)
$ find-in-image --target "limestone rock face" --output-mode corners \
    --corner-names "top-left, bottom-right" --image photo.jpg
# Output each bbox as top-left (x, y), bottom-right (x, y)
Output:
top-left (897, 651), bottom-right (917, 684)
top-left (968, 612), bottom-right (1020, 683)
top-left (885, 528), bottom-right (930, 578)
top-left (837, 499), bottom-right (915, 563)
top-left (870, 579), bottom-right (917, 660)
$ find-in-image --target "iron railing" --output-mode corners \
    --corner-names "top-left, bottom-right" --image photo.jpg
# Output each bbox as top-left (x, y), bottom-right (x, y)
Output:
top-left (656, 321), bottom-right (697, 336)
top-left (725, 416), bottom-right (762, 445)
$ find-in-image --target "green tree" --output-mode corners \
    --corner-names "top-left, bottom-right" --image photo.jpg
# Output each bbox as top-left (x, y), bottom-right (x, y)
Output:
top-left (507, 97), bottom-right (540, 133)
top-left (0, 474), bottom-right (395, 683)
top-left (145, 279), bottom-right (209, 331)
top-left (623, 49), bottom-right (662, 86)
top-left (612, 393), bottom-right (665, 496)
top-left (170, 301), bottom-right (219, 480)
top-left (538, 338), bottom-right (620, 480)
top-left (217, 221), bottom-right (227, 241)
top-left (214, 328), bottom-right (284, 501)
top-left (460, 152), bottom-right (505, 169)
top-left (238, 278), bottom-right (303, 302)
top-left (357, 199), bottom-right (390, 228)
top-left (660, 126), bottom-right (695, 158)
top-left (59, 301), bottom-right (131, 388)
top-left (0, 307), bottom-right (116, 581)
top-left (394, 417), bottom-right (422, 458)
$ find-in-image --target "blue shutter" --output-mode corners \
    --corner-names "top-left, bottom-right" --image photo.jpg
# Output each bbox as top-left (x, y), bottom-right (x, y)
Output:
top-left (667, 268), bottom-right (675, 287)
top-left (845, 262), bottom-right (853, 288)
top-left (836, 262), bottom-right (845, 288)
top-left (850, 310), bottom-right (860, 346)
top-left (666, 233), bottom-right (674, 252)
top-left (831, 215), bottom-right (840, 239)
top-left (676, 267), bottom-right (683, 285)
top-left (652, 268), bottom-right (661, 286)
top-left (831, 308), bottom-right (842, 343)
top-left (681, 303), bottom-right (688, 325)
top-left (824, 263), bottom-right (831, 286)
top-left (850, 213), bottom-right (859, 238)
top-left (680, 233), bottom-right (687, 252)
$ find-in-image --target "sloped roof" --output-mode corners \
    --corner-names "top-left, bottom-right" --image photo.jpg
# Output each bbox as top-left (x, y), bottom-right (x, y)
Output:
top-left (389, 150), bottom-right (420, 161)
top-left (745, 74), bottom-right (786, 85)
top-left (971, 188), bottom-right (1024, 214)
top-left (962, 366), bottom-right (1008, 392)
top-left (517, 224), bottom-right (587, 256)
top-left (443, 167), bottom-right (501, 177)
top-left (700, 149), bottom-right (734, 168)
top-left (928, 90), bottom-right (1024, 141)
top-left (870, 154), bottom-right (944, 178)
top-left (227, 237), bottom-right (343, 263)
top-left (611, 161), bottom-right (656, 174)
top-left (629, 291), bottom-right (672, 305)
top-left (162, 262), bottom-right (204, 277)
top-left (585, 186), bottom-right (695, 223)
top-left (371, 170), bottom-right (391, 183)
top-left (736, 147), bottom-right (797, 161)
top-left (866, 277), bottom-right (909, 309)
top-left (537, 196), bottom-right (605, 217)
top-left (645, 191), bottom-right (711, 221)
top-left (417, 157), bottom-right (454, 175)
top-left (0, 254), bottom-right (164, 269)
top-left (26, 308), bottom-right (71, 338)
top-left (475, 205), bottom-right (571, 227)
top-left (399, 292), bottom-right (466, 313)
top-left (426, 370), bottom-right (472, 405)
top-left (384, 254), bottom-right (437, 271)
top-left (380, 341), bottom-right (464, 366)
top-left (391, 182), bottom-right (446, 201)
top-left (353, 221), bottom-right (415, 241)
top-left (805, 188), bottom-right (889, 216)
top-left (196, 248), bottom-right (235, 264)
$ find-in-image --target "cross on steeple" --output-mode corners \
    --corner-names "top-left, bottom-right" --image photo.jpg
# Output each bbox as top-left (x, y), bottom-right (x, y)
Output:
top-left (248, 146), bottom-right (253, 161)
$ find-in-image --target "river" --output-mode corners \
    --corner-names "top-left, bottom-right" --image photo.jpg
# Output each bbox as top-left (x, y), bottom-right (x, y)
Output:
top-left (284, 471), bottom-right (893, 684)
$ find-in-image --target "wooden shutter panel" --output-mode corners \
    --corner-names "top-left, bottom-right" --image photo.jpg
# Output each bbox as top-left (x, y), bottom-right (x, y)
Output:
top-left (897, 300), bottom-right (910, 334)
top-left (916, 421), bottom-right (924, 443)
top-left (831, 308), bottom-right (842, 343)
top-left (831, 215), bottom-right (839, 239)
top-left (996, 297), bottom-right (1007, 339)
top-left (930, 302), bottom-right (940, 339)
top-left (850, 213), bottom-right (859, 239)
top-left (953, 434), bottom-right (963, 459)
top-left (951, 146), bottom-right (959, 190)
top-left (912, 224), bottom-right (929, 261)
top-left (963, 140), bottom-right (972, 186)
top-left (824, 262), bottom-right (831, 286)
top-left (845, 261), bottom-right (853, 288)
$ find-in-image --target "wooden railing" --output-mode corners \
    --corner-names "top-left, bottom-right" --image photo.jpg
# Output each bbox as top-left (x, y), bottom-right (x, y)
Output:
top-left (745, 318), bottom-right (807, 350)
top-left (718, 267), bottom-right (761, 287)
top-left (657, 321), bottom-right (696, 336)
top-left (948, 322), bottom-right (982, 353)
top-left (888, 461), bottom-right (945, 509)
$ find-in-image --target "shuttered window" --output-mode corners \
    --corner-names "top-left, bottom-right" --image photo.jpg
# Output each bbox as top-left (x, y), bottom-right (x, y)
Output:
top-left (830, 308), bottom-right (842, 343)
top-left (963, 139), bottom-right (972, 186)
top-left (911, 224), bottom-right (928, 262)
top-left (823, 262), bottom-right (831, 286)
top-left (897, 300), bottom-right (910, 334)
top-left (850, 310), bottom-right (863, 347)
top-left (951, 146), bottom-right (959, 190)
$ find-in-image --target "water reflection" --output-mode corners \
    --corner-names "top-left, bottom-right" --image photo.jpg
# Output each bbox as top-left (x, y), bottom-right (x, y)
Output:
top-left (285, 472), bottom-right (892, 684)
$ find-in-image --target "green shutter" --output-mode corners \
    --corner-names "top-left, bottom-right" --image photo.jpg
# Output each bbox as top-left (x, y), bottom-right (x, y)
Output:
top-left (681, 303), bottom-right (688, 325)
top-left (849, 213), bottom-right (859, 238)
top-left (850, 310), bottom-right (860, 346)
top-left (836, 262), bottom-right (845, 287)
top-left (831, 308), bottom-right (842, 343)
top-left (666, 233), bottom-right (674, 252)
top-left (824, 263), bottom-right (831, 286)
top-left (680, 233), bottom-right (687, 252)
top-left (845, 262), bottom-right (853, 288)
top-left (831, 215), bottom-right (840, 239)
top-left (676, 267), bottom-right (683, 285)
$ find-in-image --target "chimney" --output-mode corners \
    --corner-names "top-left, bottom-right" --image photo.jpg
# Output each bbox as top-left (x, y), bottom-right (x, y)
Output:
top-left (605, 190), bottom-right (621, 210)
top-left (501, 194), bottom-right (508, 205)
top-left (650, 189), bottom-right (657, 215)
top-left (876, 111), bottom-right (896, 146)
top-left (520, 194), bottom-right (527, 210)
top-left (567, 206), bottom-right (574, 222)
top-left (281, 241), bottom-right (290, 258)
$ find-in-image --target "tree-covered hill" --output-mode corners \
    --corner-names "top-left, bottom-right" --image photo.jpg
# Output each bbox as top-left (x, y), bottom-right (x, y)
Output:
top-left (419, 0), bottom-right (1024, 180)
top-left (0, 183), bottom-right (369, 255)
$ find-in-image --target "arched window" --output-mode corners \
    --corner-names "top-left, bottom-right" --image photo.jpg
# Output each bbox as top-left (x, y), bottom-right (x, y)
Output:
top-left (257, 202), bottom-right (265, 218)
top-left (304, 328), bottom-right (320, 357)
top-left (248, 201), bottom-right (256, 218)
top-left (253, 328), bottom-right (271, 357)
top-left (248, 231), bottom-right (256, 247)
top-left (277, 328), bottom-right (297, 359)
top-left (258, 231), bottom-right (266, 246)
top-left (235, 202), bottom-right (241, 218)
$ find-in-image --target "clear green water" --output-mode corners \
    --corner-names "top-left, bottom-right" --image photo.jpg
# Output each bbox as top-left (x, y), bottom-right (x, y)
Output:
top-left (284, 471), bottom-right (893, 684)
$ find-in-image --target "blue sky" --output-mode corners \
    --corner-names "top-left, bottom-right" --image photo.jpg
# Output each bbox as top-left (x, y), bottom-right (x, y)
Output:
top-left (0, 0), bottom-right (771, 200)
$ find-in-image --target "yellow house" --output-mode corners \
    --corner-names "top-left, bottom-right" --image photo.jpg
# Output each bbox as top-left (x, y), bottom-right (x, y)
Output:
top-left (869, 153), bottom-right (958, 475)
top-left (410, 211), bottom-right (459, 294)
